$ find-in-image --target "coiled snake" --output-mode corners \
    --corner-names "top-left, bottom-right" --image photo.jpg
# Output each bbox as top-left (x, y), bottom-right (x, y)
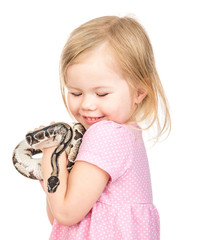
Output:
top-left (12, 122), bottom-right (86, 193)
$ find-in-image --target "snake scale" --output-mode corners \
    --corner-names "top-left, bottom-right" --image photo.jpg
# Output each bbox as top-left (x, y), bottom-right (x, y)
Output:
top-left (12, 122), bottom-right (86, 193)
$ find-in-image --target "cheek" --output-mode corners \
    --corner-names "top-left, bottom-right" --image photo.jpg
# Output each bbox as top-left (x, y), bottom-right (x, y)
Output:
top-left (113, 91), bottom-right (134, 119)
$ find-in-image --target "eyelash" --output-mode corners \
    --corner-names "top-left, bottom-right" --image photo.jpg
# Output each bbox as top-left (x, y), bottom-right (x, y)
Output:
top-left (71, 93), bottom-right (109, 97)
top-left (71, 93), bottom-right (82, 96)
top-left (97, 93), bottom-right (109, 97)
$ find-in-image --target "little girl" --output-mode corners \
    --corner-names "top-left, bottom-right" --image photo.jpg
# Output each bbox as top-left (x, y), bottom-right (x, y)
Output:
top-left (39, 16), bottom-right (171, 240)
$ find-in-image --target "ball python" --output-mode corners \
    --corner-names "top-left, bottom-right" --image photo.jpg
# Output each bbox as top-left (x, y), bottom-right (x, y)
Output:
top-left (12, 122), bottom-right (86, 193)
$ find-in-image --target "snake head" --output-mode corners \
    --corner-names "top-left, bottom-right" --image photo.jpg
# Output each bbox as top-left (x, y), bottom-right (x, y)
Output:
top-left (47, 176), bottom-right (60, 193)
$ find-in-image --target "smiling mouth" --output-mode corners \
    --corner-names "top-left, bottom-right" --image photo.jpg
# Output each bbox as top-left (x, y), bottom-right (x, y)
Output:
top-left (84, 116), bottom-right (103, 120)
top-left (82, 116), bottom-right (104, 123)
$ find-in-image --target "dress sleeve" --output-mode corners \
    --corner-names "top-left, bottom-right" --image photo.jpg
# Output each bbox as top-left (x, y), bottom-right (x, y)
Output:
top-left (75, 121), bottom-right (134, 182)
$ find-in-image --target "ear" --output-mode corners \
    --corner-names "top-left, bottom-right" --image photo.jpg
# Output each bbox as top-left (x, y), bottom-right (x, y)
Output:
top-left (135, 87), bottom-right (147, 104)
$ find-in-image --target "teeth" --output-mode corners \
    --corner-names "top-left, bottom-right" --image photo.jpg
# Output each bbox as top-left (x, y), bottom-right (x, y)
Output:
top-left (86, 117), bottom-right (100, 121)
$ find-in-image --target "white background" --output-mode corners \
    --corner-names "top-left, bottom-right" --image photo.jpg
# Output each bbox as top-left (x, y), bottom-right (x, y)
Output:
top-left (1, 0), bottom-right (197, 239)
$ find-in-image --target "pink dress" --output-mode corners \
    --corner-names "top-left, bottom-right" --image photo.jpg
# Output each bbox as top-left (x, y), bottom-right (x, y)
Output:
top-left (50, 121), bottom-right (160, 240)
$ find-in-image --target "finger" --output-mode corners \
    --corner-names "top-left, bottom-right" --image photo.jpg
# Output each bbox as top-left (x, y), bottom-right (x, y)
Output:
top-left (50, 121), bottom-right (56, 125)
top-left (29, 126), bottom-right (44, 133)
top-left (27, 125), bottom-right (45, 134)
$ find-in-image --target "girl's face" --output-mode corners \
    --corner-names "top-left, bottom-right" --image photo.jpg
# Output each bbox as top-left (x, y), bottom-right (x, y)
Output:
top-left (66, 44), bottom-right (139, 130)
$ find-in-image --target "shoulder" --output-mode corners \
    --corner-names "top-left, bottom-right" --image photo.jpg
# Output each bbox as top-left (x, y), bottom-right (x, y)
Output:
top-left (82, 121), bottom-right (141, 148)
top-left (76, 121), bottom-right (141, 182)
top-left (79, 121), bottom-right (140, 157)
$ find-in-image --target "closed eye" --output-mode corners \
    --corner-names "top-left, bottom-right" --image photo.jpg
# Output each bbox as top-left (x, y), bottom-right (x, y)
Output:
top-left (71, 93), bottom-right (82, 96)
top-left (96, 93), bottom-right (109, 97)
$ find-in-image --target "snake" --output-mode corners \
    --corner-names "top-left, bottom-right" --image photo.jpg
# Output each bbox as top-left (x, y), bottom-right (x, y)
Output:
top-left (12, 122), bottom-right (86, 193)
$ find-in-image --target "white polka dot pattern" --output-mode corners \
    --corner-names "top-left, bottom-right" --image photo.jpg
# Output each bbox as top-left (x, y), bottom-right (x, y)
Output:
top-left (49, 121), bottom-right (160, 240)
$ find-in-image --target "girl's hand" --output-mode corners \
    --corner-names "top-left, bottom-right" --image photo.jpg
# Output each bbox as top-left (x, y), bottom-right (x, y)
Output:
top-left (28, 121), bottom-right (55, 133)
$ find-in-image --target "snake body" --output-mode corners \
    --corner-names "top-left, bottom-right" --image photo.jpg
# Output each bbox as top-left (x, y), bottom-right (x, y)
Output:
top-left (12, 122), bottom-right (86, 193)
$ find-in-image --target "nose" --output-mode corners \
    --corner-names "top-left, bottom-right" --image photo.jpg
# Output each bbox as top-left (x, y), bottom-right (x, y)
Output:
top-left (81, 94), bottom-right (97, 111)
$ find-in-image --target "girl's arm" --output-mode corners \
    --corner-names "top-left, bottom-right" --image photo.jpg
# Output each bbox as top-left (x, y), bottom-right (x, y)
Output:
top-left (39, 180), bottom-right (54, 225)
top-left (42, 146), bottom-right (109, 226)
top-left (46, 198), bottom-right (54, 225)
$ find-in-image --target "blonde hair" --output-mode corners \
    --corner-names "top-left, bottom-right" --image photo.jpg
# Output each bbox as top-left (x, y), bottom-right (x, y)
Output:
top-left (60, 16), bottom-right (171, 140)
